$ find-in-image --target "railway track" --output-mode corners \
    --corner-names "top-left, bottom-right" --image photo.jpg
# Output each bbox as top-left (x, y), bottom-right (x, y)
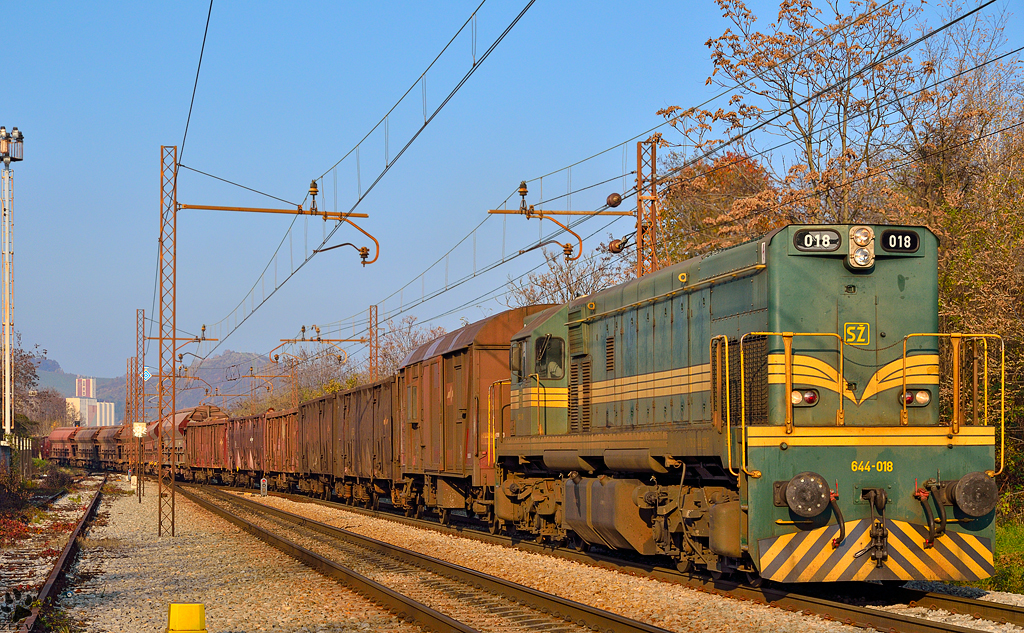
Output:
top-left (16, 474), bottom-right (107, 633)
top-left (209, 484), bottom-right (1024, 633)
top-left (179, 484), bottom-right (674, 633)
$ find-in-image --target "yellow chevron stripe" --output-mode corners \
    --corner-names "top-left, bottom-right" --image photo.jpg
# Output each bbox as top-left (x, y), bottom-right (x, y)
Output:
top-left (767, 354), bottom-right (939, 405)
top-left (959, 531), bottom-right (995, 567)
top-left (760, 519), bottom-right (993, 583)
top-left (820, 529), bottom-right (870, 582)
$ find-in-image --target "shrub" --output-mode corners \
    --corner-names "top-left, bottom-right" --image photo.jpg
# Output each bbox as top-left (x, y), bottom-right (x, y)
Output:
top-left (0, 469), bottom-right (29, 514)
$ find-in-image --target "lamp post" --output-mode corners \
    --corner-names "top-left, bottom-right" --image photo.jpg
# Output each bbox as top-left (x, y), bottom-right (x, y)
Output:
top-left (0, 126), bottom-right (23, 447)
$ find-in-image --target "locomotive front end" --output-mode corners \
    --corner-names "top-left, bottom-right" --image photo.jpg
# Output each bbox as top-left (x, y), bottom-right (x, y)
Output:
top-left (746, 225), bottom-right (1000, 583)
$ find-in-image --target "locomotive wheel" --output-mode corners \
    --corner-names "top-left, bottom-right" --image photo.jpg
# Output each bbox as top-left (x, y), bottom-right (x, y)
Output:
top-left (676, 558), bottom-right (692, 573)
top-left (745, 572), bottom-right (763, 588)
top-left (439, 508), bottom-right (451, 525)
top-left (405, 504), bottom-right (416, 518)
top-left (488, 517), bottom-right (500, 534)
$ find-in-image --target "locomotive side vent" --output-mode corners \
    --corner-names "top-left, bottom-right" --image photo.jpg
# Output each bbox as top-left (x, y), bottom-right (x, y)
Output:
top-left (569, 361), bottom-right (580, 432)
top-left (568, 357), bottom-right (593, 433)
top-left (606, 337), bottom-right (615, 373)
top-left (569, 325), bottom-right (583, 356)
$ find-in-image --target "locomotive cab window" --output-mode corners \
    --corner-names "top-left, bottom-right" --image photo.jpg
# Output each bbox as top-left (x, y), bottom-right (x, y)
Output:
top-left (535, 334), bottom-right (565, 380)
top-left (510, 340), bottom-right (525, 383)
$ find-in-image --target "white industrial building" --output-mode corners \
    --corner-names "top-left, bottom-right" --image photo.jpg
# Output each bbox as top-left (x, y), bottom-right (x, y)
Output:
top-left (66, 377), bottom-right (115, 427)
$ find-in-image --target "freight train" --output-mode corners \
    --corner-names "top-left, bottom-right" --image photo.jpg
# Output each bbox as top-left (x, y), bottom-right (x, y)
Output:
top-left (50, 223), bottom-right (1002, 584)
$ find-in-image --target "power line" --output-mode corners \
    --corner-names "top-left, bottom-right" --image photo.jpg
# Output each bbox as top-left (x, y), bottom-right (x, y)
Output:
top-left (194, 0), bottom-right (537, 366)
top-left (178, 164), bottom-right (299, 206)
top-left (191, 0), bottom-right (898, 352)
top-left (180, 0), bottom-right (214, 164)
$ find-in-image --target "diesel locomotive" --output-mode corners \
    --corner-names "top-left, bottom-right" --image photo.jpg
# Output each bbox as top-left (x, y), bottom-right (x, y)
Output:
top-left (50, 223), bottom-right (1002, 584)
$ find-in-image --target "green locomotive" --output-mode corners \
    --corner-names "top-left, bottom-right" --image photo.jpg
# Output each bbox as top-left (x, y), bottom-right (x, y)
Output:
top-left (496, 224), bottom-right (1002, 583)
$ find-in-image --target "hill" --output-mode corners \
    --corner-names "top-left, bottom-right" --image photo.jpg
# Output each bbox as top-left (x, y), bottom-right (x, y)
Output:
top-left (34, 349), bottom-right (265, 423)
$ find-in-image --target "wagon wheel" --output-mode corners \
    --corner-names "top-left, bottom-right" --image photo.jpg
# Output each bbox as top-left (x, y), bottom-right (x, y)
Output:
top-left (405, 504), bottom-right (416, 517)
top-left (371, 494), bottom-right (380, 511)
top-left (488, 516), bottom-right (501, 535)
top-left (439, 508), bottom-right (451, 525)
top-left (414, 503), bottom-right (425, 519)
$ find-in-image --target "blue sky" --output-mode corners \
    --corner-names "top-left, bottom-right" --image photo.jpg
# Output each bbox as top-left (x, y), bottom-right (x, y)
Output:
top-left (4, 1), bottom-right (1020, 378)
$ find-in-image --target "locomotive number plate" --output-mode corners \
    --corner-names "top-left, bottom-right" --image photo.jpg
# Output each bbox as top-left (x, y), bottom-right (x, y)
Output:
top-left (880, 229), bottom-right (920, 253)
top-left (852, 460), bottom-right (894, 472)
top-left (794, 228), bottom-right (842, 252)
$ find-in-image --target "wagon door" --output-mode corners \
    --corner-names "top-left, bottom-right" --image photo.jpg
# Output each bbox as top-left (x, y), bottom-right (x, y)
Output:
top-left (375, 380), bottom-right (394, 481)
top-left (443, 354), bottom-right (465, 474)
top-left (426, 358), bottom-right (443, 471)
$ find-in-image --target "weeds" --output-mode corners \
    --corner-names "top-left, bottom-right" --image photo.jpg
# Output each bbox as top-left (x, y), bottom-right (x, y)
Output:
top-left (0, 517), bottom-right (29, 547)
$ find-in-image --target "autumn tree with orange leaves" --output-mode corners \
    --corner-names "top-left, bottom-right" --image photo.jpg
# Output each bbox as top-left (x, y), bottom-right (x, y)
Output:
top-left (658, 0), bottom-right (1024, 501)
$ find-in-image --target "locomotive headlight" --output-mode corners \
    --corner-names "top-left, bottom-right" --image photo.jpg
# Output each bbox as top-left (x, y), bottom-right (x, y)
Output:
top-left (792, 389), bottom-right (819, 406)
top-left (848, 226), bottom-right (875, 269)
top-left (899, 390), bottom-right (931, 406)
top-left (852, 227), bottom-right (872, 247)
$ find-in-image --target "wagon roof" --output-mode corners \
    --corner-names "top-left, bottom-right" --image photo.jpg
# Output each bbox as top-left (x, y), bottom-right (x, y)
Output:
top-left (399, 305), bottom-right (555, 369)
top-left (49, 427), bottom-right (78, 441)
top-left (96, 426), bottom-right (122, 440)
top-left (153, 405), bottom-right (229, 433)
top-left (74, 427), bottom-right (100, 441)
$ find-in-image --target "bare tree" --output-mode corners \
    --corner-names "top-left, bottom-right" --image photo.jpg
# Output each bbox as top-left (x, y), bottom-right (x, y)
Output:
top-left (504, 248), bottom-right (630, 308)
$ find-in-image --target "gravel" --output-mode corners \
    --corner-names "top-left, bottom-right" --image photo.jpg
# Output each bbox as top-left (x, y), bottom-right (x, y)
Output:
top-left (194, 489), bottom-right (591, 633)
top-left (231, 492), bottom-right (867, 633)
top-left (60, 480), bottom-right (423, 633)
top-left (0, 475), bottom-right (104, 596)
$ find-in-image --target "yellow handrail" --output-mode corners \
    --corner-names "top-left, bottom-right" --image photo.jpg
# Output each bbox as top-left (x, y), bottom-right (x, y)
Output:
top-left (488, 379), bottom-right (509, 467)
top-left (528, 373), bottom-right (546, 435)
top-left (710, 335), bottom-right (737, 477)
top-left (738, 332), bottom-right (846, 479)
top-left (900, 333), bottom-right (1004, 477)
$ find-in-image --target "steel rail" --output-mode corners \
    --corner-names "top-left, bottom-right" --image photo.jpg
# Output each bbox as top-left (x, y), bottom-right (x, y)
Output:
top-left (175, 485), bottom-right (477, 633)
top-left (193, 485), bottom-right (671, 633)
top-left (208, 484), bottom-right (1009, 633)
top-left (844, 583), bottom-right (1024, 628)
top-left (18, 474), bottom-right (108, 633)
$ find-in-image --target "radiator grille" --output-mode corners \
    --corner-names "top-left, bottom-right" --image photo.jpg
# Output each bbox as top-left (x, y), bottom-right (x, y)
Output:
top-left (605, 337), bottom-right (615, 373)
top-left (711, 335), bottom-right (768, 425)
top-left (569, 357), bottom-right (592, 432)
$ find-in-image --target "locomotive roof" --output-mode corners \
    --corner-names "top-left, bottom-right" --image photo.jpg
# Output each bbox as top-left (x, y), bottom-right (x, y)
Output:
top-left (399, 306), bottom-right (554, 369)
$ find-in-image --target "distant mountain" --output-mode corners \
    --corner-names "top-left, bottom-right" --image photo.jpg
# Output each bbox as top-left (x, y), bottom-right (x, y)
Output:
top-left (36, 358), bottom-right (62, 372)
top-left (34, 349), bottom-right (265, 423)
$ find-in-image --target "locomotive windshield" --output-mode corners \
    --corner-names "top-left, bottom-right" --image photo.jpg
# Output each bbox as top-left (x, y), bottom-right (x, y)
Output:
top-left (535, 335), bottom-right (564, 379)
top-left (510, 340), bottom-right (525, 383)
